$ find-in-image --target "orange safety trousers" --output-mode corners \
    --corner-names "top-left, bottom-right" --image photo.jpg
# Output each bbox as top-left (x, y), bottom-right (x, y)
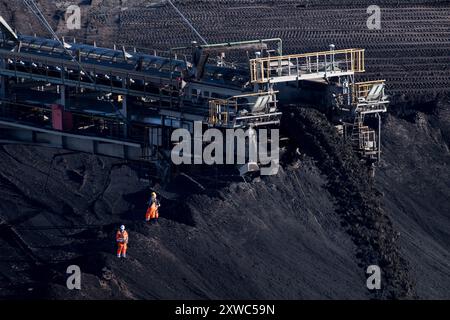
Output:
top-left (116, 230), bottom-right (128, 256)
top-left (117, 242), bottom-right (127, 256)
top-left (145, 203), bottom-right (159, 221)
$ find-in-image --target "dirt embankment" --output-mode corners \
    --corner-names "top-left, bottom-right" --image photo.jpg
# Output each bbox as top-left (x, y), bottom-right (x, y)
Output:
top-left (0, 143), bottom-right (374, 299)
top-left (1, 100), bottom-right (448, 299)
top-left (376, 101), bottom-right (450, 299)
top-left (283, 107), bottom-right (416, 299)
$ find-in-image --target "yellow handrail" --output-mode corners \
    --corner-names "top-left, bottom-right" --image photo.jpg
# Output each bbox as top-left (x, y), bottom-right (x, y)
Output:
top-left (352, 80), bottom-right (385, 103)
top-left (208, 91), bottom-right (278, 126)
top-left (250, 48), bottom-right (365, 63)
top-left (249, 48), bottom-right (366, 83)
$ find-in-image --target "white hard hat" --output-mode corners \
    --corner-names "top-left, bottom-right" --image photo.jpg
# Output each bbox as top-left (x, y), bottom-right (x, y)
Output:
top-left (120, 225), bottom-right (125, 231)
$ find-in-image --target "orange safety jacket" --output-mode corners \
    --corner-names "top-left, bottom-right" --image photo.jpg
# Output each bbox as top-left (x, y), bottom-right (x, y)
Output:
top-left (116, 230), bottom-right (128, 244)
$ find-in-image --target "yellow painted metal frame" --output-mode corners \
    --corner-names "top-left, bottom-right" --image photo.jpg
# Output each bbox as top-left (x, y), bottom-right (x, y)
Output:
top-left (352, 80), bottom-right (385, 103)
top-left (208, 91), bottom-right (278, 126)
top-left (249, 48), bottom-right (365, 83)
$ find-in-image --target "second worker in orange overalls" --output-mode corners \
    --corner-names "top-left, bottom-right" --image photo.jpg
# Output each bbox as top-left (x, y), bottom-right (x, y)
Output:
top-left (145, 192), bottom-right (160, 223)
top-left (116, 225), bottom-right (129, 258)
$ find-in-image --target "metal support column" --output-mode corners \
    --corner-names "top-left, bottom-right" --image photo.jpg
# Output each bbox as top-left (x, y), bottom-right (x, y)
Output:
top-left (59, 84), bottom-right (66, 107)
top-left (122, 95), bottom-right (128, 138)
top-left (121, 78), bottom-right (128, 138)
top-left (377, 113), bottom-right (381, 162)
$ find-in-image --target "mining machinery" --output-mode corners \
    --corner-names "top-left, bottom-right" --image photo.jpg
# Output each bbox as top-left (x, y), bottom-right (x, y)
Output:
top-left (0, 13), bottom-right (388, 179)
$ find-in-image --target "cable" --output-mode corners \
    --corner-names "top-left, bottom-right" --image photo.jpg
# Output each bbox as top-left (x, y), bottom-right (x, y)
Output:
top-left (166, 0), bottom-right (208, 45)
top-left (22, 0), bottom-right (57, 40)
top-left (21, 0), bottom-right (98, 84)
top-left (21, 0), bottom-right (131, 124)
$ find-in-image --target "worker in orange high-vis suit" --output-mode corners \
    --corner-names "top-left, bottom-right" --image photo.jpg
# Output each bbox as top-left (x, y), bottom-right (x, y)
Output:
top-left (116, 225), bottom-right (129, 258)
top-left (145, 192), bottom-right (160, 222)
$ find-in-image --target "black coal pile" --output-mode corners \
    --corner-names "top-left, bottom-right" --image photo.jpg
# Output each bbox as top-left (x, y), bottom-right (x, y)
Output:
top-left (1, 96), bottom-right (449, 299)
top-left (283, 107), bottom-right (415, 299)
top-left (376, 99), bottom-right (450, 299)
top-left (0, 144), bottom-right (370, 299)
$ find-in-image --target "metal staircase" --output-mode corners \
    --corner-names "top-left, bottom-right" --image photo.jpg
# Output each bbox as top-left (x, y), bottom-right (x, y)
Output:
top-left (347, 80), bottom-right (388, 162)
top-left (351, 113), bottom-right (378, 159)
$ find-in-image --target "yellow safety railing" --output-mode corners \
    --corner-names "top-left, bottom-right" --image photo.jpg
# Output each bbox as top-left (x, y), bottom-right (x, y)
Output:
top-left (249, 48), bottom-right (365, 84)
top-left (208, 91), bottom-right (278, 127)
top-left (209, 98), bottom-right (236, 126)
top-left (351, 80), bottom-right (385, 104)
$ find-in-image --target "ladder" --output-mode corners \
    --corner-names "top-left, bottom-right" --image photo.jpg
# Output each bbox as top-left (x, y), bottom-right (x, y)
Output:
top-left (351, 113), bottom-right (378, 159)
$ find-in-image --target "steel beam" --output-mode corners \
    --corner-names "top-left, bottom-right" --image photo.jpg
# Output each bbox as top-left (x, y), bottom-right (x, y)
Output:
top-left (0, 119), bottom-right (150, 162)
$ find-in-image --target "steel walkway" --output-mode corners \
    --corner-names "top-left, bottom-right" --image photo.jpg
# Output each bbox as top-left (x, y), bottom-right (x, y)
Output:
top-left (250, 48), bottom-right (365, 84)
